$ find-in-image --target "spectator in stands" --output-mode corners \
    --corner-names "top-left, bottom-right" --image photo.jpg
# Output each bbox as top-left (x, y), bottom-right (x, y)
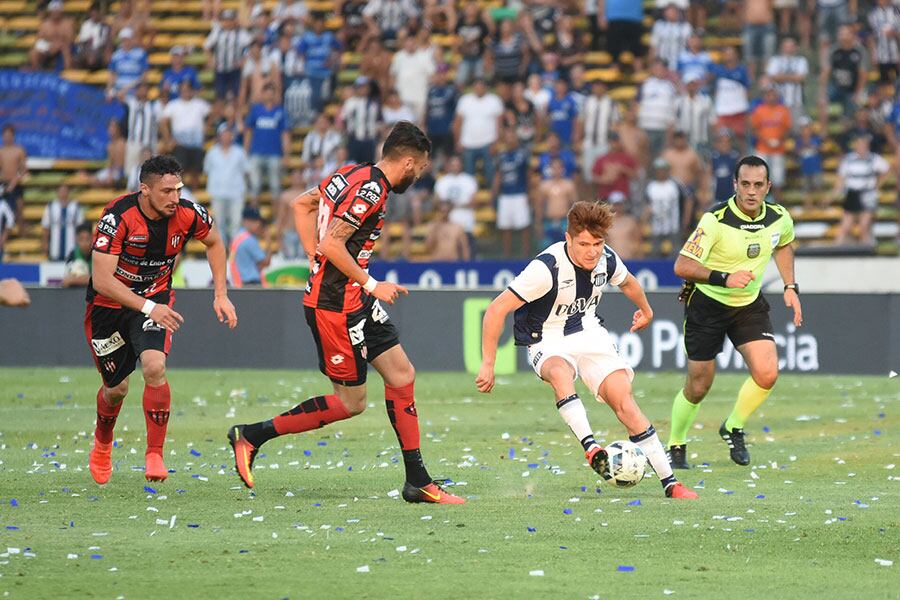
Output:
top-left (638, 59), bottom-right (678, 159)
top-left (0, 125), bottom-right (27, 231)
top-left (74, 3), bottom-right (110, 70)
top-left (833, 134), bottom-right (890, 246)
top-left (774, 0), bottom-right (807, 47)
top-left (616, 101), bottom-right (651, 168)
top-left (341, 76), bottom-right (382, 164)
top-left (110, 0), bottom-right (152, 47)
top-left (92, 119), bottom-right (126, 186)
top-left (205, 125), bottom-right (250, 242)
top-left (455, 1), bottom-right (492, 87)
top-left (161, 80), bottom-right (211, 192)
top-left (537, 51), bottom-right (562, 88)
top-left (677, 33), bottom-right (714, 90)
top-left (660, 131), bottom-right (701, 221)
top-left (819, 25), bottom-right (867, 129)
top-left (493, 128), bottom-right (532, 258)
top-left (381, 171), bottom-right (431, 260)
top-left (123, 80), bottom-right (161, 181)
top-left (160, 46), bottom-right (200, 100)
top-left (0, 198), bottom-right (14, 262)
top-left (675, 72), bottom-right (716, 160)
top-left (423, 0), bottom-right (457, 33)
top-left (302, 115), bottom-right (342, 166)
top-left (274, 0), bottom-right (309, 27)
top-left (840, 107), bottom-right (886, 154)
top-left (601, 0), bottom-right (646, 72)
top-left (580, 80), bottom-right (619, 183)
top-left (363, 0), bottom-right (420, 48)
top-left (126, 146), bottom-right (152, 192)
top-left (868, 0), bottom-right (900, 84)
top-left (492, 17), bottom-right (531, 85)
top-left (245, 83), bottom-right (289, 207)
top-left (524, 73), bottom-right (551, 116)
top-left (205, 9), bottom-right (251, 110)
top-left (750, 85), bottom-right (792, 196)
top-left (743, 0), bottom-right (776, 82)
top-left (535, 157), bottom-right (577, 247)
top-left (606, 192), bottom-right (644, 258)
top-left (240, 38), bottom-right (282, 111)
top-left (62, 222), bottom-right (93, 287)
top-left (382, 91), bottom-right (417, 131)
top-left (108, 27), bottom-right (147, 97)
top-left (538, 132), bottom-right (579, 181)
top-left (547, 78), bottom-right (581, 150)
top-left (340, 0), bottom-right (369, 50)
top-left (391, 34), bottom-right (436, 123)
top-left (709, 129), bottom-right (739, 203)
top-left (553, 13), bottom-right (584, 81)
top-left (643, 157), bottom-right (684, 257)
top-left (214, 99), bottom-right (246, 146)
top-left (29, 0), bottom-right (74, 71)
top-left (435, 156), bottom-right (479, 256)
top-left (651, 3), bottom-right (693, 71)
top-left (298, 13), bottom-right (343, 113)
top-left (593, 132), bottom-right (638, 202)
top-left (425, 202), bottom-right (470, 261)
top-left (507, 81), bottom-right (540, 153)
top-left (425, 65), bottom-right (458, 169)
top-left (711, 46), bottom-right (751, 151)
top-left (248, 8), bottom-right (278, 49)
top-left (273, 169), bottom-right (305, 260)
top-left (203, 0), bottom-right (223, 22)
top-left (796, 117), bottom-right (825, 211)
top-left (41, 184), bottom-right (83, 262)
top-left (766, 37), bottom-right (809, 126)
top-left (454, 78), bottom-right (504, 187)
top-left (817, 0), bottom-right (851, 54)
top-left (229, 206), bottom-right (271, 287)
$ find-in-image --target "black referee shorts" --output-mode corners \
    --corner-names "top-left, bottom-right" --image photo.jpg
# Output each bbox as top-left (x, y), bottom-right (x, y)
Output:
top-left (683, 289), bottom-right (774, 362)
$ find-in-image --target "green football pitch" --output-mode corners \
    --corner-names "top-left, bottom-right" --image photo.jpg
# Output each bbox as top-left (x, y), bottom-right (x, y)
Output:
top-left (0, 367), bottom-right (896, 599)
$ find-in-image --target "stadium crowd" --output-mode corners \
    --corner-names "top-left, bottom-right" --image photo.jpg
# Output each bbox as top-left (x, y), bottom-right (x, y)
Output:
top-left (2, 0), bottom-right (900, 274)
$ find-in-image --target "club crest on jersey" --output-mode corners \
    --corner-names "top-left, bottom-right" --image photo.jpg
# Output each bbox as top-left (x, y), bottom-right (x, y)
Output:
top-left (593, 273), bottom-right (607, 287)
top-left (171, 235), bottom-right (182, 248)
top-left (747, 243), bottom-right (761, 258)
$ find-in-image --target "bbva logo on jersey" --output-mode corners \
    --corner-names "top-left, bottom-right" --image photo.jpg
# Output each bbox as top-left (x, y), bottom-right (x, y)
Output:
top-left (554, 295), bottom-right (600, 316)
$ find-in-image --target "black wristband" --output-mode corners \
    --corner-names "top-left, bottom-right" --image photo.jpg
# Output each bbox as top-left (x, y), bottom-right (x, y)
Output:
top-left (708, 270), bottom-right (730, 287)
top-left (784, 283), bottom-right (800, 294)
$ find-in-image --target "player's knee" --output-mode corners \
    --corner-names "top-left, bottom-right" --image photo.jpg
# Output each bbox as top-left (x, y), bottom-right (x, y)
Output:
top-left (752, 368), bottom-right (778, 390)
top-left (542, 362), bottom-right (573, 387)
top-left (685, 380), bottom-right (711, 402)
top-left (106, 381), bottom-right (129, 404)
top-left (344, 395), bottom-right (367, 416)
top-left (141, 360), bottom-right (166, 385)
top-left (383, 362), bottom-right (415, 388)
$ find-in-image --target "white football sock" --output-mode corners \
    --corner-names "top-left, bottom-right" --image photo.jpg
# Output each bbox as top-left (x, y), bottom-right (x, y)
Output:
top-left (630, 425), bottom-right (677, 487)
top-left (556, 394), bottom-right (596, 450)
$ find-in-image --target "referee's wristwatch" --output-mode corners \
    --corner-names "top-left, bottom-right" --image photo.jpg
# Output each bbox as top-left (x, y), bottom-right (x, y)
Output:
top-left (784, 283), bottom-right (800, 294)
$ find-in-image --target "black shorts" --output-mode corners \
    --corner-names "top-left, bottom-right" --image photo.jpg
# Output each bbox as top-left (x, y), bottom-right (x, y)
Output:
top-left (304, 297), bottom-right (400, 386)
top-left (172, 145), bottom-right (204, 173)
top-left (214, 69), bottom-right (241, 100)
top-left (84, 296), bottom-right (174, 387)
top-left (0, 183), bottom-right (23, 214)
top-left (683, 289), bottom-right (774, 361)
top-left (606, 20), bottom-right (646, 60)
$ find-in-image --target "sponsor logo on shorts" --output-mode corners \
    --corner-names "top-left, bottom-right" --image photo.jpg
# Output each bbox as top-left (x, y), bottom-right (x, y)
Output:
top-left (330, 354), bottom-right (345, 365)
top-left (683, 227), bottom-right (705, 258)
top-left (142, 318), bottom-right (163, 332)
top-left (747, 243), bottom-right (761, 258)
top-left (761, 332), bottom-right (775, 339)
top-left (531, 350), bottom-right (543, 367)
top-left (357, 249), bottom-right (373, 260)
top-left (92, 331), bottom-right (125, 357)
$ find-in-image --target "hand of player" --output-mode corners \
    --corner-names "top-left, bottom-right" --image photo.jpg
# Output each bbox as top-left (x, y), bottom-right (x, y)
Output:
top-left (475, 362), bottom-right (495, 393)
top-left (214, 295), bottom-right (238, 330)
top-left (149, 304), bottom-right (184, 332)
top-left (0, 278), bottom-right (30, 307)
top-left (371, 281), bottom-right (408, 305)
top-left (726, 270), bottom-right (754, 289)
top-left (784, 289), bottom-right (802, 327)
top-left (629, 308), bottom-right (652, 332)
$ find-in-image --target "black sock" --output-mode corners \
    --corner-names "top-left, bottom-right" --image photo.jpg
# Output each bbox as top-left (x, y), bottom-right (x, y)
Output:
top-left (402, 449), bottom-right (432, 487)
top-left (241, 419), bottom-right (277, 448)
top-left (660, 475), bottom-right (678, 489)
top-left (579, 434), bottom-right (598, 452)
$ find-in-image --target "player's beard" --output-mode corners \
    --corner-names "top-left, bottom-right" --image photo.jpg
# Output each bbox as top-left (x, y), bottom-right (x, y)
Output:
top-left (391, 168), bottom-right (416, 193)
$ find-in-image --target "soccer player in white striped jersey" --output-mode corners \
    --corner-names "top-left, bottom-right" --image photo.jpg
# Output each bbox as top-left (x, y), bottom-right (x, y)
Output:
top-left (476, 201), bottom-right (698, 499)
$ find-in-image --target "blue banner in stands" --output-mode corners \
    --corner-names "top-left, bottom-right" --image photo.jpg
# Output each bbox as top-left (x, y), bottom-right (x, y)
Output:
top-left (368, 259), bottom-right (682, 290)
top-left (0, 70), bottom-right (124, 160)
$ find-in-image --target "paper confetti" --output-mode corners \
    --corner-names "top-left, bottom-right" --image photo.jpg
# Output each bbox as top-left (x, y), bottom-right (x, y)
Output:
top-left (529, 570), bottom-right (544, 577)
top-left (617, 565), bottom-right (635, 572)
top-left (356, 565), bottom-right (370, 573)
top-left (875, 559), bottom-right (893, 567)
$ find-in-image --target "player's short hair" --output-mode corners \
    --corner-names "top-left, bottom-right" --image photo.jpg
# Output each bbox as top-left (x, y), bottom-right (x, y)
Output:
top-left (2, 124), bottom-right (14, 135)
top-left (733, 155), bottom-right (770, 182)
top-left (382, 121), bottom-right (431, 160)
top-left (567, 201), bottom-right (614, 239)
top-left (140, 155), bottom-right (183, 184)
top-left (76, 222), bottom-right (93, 236)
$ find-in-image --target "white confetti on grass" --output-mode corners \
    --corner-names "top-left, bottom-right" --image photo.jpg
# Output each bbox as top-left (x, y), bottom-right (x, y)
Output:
top-left (356, 565), bottom-right (370, 573)
top-left (875, 559), bottom-right (893, 567)
top-left (529, 570), bottom-right (545, 576)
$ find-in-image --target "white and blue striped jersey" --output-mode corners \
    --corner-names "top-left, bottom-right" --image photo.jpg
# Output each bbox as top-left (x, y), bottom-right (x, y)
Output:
top-left (508, 241), bottom-right (629, 345)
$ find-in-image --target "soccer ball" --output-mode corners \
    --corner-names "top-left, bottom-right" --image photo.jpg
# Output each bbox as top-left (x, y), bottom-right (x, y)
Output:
top-left (66, 259), bottom-right (90, 278)
top-left (601, 441), bottom-right (647, 488)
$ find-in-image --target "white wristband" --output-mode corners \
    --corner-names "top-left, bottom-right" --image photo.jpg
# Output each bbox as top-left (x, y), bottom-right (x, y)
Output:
top-left (362, 276), bottom-right (378, 293)
top-left (141, 299), bottom-right (157, 315)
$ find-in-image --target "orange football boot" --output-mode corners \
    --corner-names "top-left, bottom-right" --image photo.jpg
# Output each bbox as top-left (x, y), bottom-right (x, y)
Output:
top-left (145, 451), bottom-right (168, 482)
top-left (89, 440), bottom-right (113, 484)
top-left (227, 424), bottom-right (258, 489)
top-left (402, 481), bottom-right (466, 504)
top-left (665, 482), bottom-right (699, 500)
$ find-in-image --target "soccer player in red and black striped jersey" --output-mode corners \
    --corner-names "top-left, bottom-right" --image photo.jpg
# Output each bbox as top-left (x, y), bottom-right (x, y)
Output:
top-left (228, 122), bottom-right (464, 504)
top-left (86, 155), bottom-right (237, 485)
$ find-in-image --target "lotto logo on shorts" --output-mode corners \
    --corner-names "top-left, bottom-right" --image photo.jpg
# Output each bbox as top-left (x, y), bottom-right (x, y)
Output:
top-left (92, 332), bottom-right (125, 357)
top-left (531, 351), bottom-right (543, 367)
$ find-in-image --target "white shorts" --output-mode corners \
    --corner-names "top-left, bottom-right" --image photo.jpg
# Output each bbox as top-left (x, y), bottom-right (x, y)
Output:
top-left (760, 153), bottom-right (786, 187)
top-left (496, 193), bottom-right (531, 231)
top-left (526, 328), bottom-right (634, 399)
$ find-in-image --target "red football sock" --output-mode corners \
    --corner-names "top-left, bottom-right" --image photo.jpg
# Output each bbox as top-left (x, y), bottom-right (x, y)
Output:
top-left (143, 382), bottom-right (171, 455)
top-left (95, 386), bottom-right (123, 444)
top-left (385, 382), bottom-right (420, 451)
top-left (273, 394), bottom-right (352, 434)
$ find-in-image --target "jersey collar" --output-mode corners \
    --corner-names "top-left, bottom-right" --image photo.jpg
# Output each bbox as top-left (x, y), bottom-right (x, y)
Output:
top-left (727, 195), bottom-right (767, 222)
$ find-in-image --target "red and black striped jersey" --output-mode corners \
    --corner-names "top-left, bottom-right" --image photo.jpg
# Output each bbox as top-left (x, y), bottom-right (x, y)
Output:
top-left (87, 192), bottom-right (213, 308)
top-left (303, 163), bottom-right (391, 312)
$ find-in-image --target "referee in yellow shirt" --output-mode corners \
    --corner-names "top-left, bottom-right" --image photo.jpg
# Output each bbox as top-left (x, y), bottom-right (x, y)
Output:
top-left (667, 156), bottom-right (803, 468)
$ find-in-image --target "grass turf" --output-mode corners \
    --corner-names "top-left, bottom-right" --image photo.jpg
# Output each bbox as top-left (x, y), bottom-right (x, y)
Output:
top-left (0, 367), bottom-right (897, 599)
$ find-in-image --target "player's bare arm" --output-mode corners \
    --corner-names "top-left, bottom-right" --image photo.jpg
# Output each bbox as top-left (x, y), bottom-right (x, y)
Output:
top-left (476, 289), bottom-right (525, 393)
top-left (773, 242), bottom-right (802, 327)
top-left (618, 273), bottom-right (654, 333)
top-left (319, 217), bottom-right (408, 305)
top-left (92, 252), bottom-right (184, 332)
top-left (199, 225), bottom-right (238, 329)
top-left (674, 254), bottom-right (754, 289)
top-left (292, 186), bottom-right (320, 262)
